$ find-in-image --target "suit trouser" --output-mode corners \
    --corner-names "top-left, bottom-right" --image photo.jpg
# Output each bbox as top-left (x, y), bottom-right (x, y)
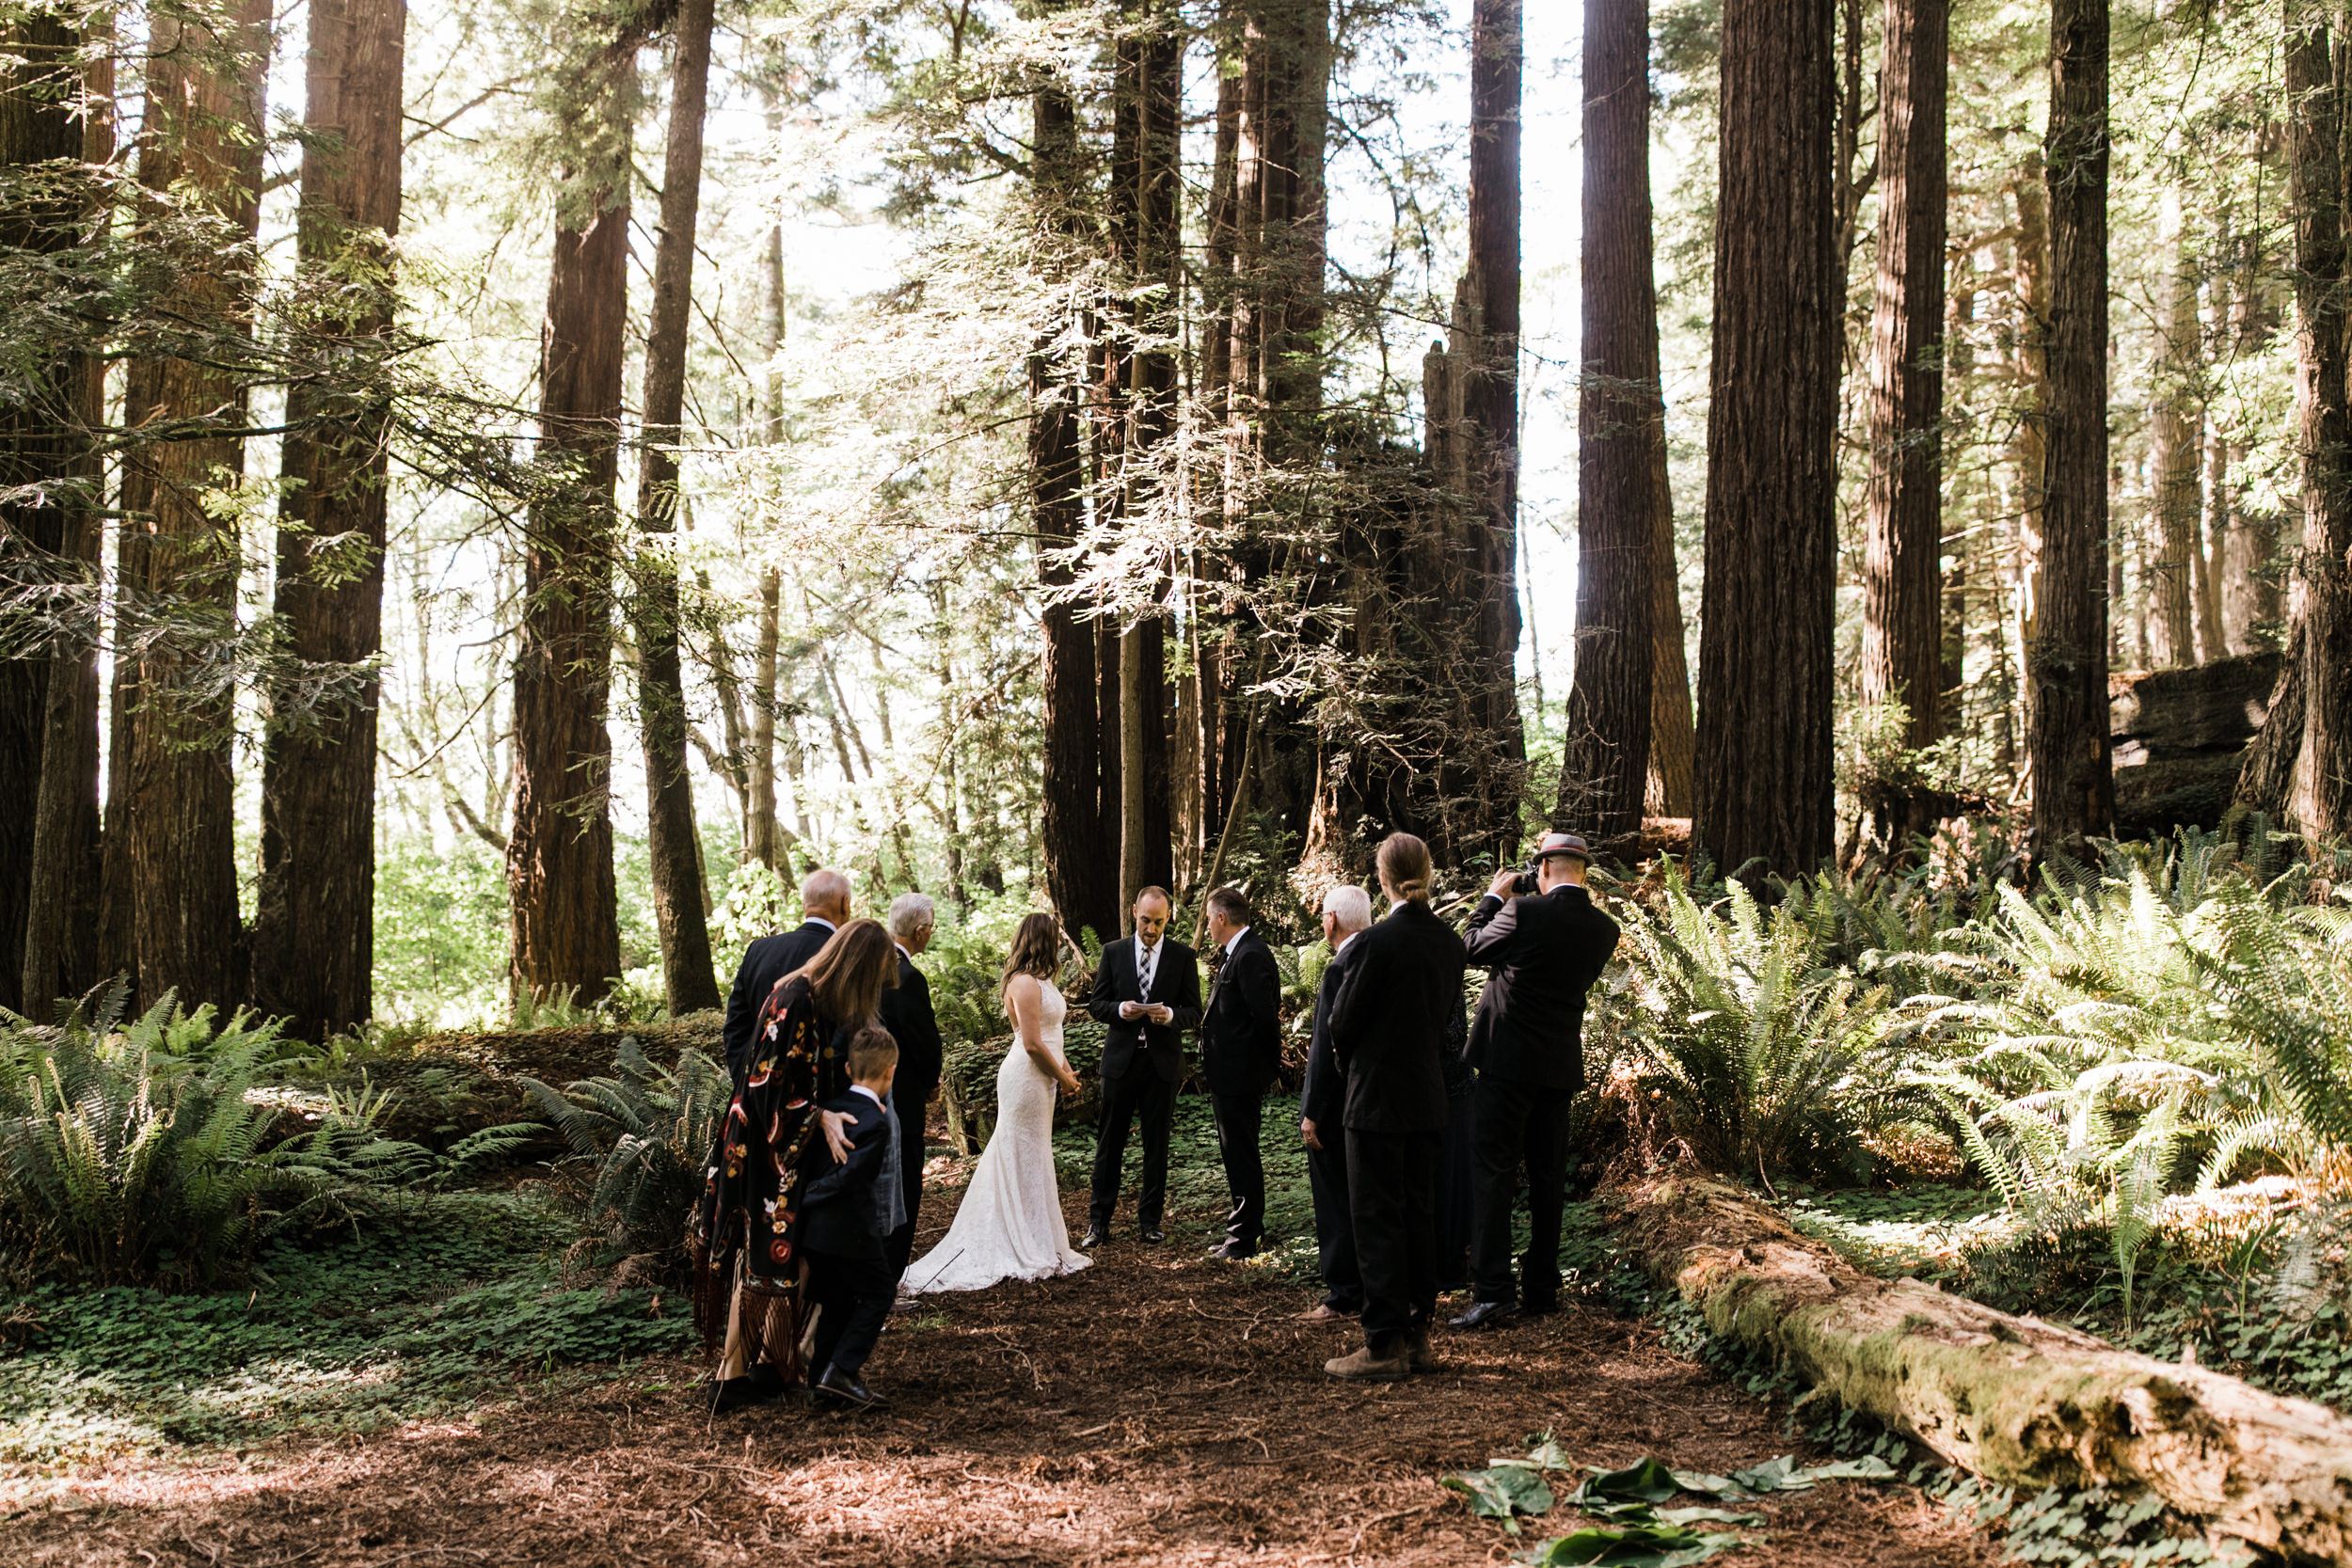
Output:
top-left (1434, 1082), bottom-right (1476, 1290)
top-left (1469, 1074), bottom-right (1574, 1307)
top-left (804, 1246), bottom-right (896, 1378)
top-left (1210, 1090), bottom-right (1265, 1247)
top-left (1345, 1126), bottom-right (1438, 1353)
top-left (1305, 1132), bottom-right (1364, 1311)
top-left (1089, 1066), bottom-right (1177, 1231)
top-left (885, 1085), bottom-right (933, 1277)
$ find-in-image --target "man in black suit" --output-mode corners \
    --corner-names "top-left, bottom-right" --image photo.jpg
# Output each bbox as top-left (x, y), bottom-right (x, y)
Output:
top-left (722, 867), bottom-right (851, 1083)
top-left (1296, 884), bottom-right (1373, 1322)
top-left (1199, 885), bottom-right (1282, 1260)
top-left (795, 1026), bottom-right (905, 1411)
top-left (1083, 886), bottom-right (1201, 1246)
top-left (1451, 832), bottom-right (1622, 1329)
top-left (881, 893), bottom-right (944, 1287)
top-left (1322, 833), bottom-right (1466, 1380)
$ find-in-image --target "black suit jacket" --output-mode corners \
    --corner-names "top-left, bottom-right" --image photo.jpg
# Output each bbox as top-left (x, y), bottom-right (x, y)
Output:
top-left (723, 920), bottom-right (837, 1082)
top-left (1086, 935), bottom-right (1202, 1083)
top-left (1462, 883), bottom-right (1622, 1094)
top-left (879, 950), bottom-right (944, 1107)
top-left (1298, 935), bottom-right (1366, 1131)
top-left (1327, 901), bottom-right (1465, 1133)
top-left (1200, 929), bottom-right (1281, 1097)
top-left (795, 1090), bottom-right (894, 1261)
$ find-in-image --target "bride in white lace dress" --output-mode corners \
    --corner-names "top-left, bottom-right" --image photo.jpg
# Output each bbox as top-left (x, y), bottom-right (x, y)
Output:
top-left (904, 913), bottom-right (1092, 1292)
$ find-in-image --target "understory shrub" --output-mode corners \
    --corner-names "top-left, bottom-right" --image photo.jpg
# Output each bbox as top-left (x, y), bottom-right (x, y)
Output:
top-left (521, 1037), bottom-right (730, 1274)
top-left (0, 983), bottom-right (535, 1289)
top-left (1613, 867), bottom-right (1909, 1182)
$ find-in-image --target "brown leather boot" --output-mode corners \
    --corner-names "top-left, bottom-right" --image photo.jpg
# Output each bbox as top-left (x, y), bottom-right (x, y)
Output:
top-left (1324, 1340), bottom-right (1411, 1381)
top-left (1406, 1326), bottom-right (1438, 1373)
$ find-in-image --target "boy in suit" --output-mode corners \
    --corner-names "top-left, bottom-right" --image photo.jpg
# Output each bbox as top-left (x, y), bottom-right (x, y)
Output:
top-left (797, 1025), bottom-right (907, 1410)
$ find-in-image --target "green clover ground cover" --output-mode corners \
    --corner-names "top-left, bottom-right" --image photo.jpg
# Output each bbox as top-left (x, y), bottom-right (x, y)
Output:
top-left (0, 1193), bottom-right (695, 1464)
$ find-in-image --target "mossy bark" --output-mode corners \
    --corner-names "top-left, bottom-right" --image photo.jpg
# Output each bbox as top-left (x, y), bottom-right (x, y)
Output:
top-left (1618, 1177), bottom-right (2352, 1562)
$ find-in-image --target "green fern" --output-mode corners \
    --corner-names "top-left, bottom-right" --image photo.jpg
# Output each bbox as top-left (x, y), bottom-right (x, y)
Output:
top-left (519, 1037), bottom-right (730, 1271)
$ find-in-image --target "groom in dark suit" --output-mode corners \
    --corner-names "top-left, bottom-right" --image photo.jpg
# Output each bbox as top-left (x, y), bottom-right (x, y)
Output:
top-left (1084, 886), bottom-right (1201, 1246)
top-left (1200, 885), bottom-right (1282, 1260)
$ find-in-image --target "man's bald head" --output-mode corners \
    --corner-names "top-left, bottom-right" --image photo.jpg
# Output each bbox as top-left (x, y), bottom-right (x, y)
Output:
top-left (802, 867), bottom-right (851, 925)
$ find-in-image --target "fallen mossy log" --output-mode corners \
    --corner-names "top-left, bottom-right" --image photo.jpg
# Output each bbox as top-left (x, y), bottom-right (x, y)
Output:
top-left (1618, 1176), bottom-right (2352, 1563)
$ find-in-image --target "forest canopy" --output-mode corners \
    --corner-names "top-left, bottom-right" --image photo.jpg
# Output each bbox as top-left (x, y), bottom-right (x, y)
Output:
top-left (0, 0), bottom-right (2343, 1037)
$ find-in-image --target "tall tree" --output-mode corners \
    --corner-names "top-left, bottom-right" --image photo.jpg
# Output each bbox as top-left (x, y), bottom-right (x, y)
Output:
top-left (1461, 0), bottom-right (1526, 853)
top-left (1858, 0), bottom-right (1948, 762)
top-left (2026, 0), bottom-right (2113, 860)
top-left (1558, 0), bottom-right (1655, 845)
top-left (2284, 1), bottom-right (2352, 835)
top-left (1692, 0), bottom-right (1838, 880)
top-left (1031, 48), bottom-right (1115, 943)
top-left (252, 0), bottom-right (407, 1040)
top-left (632, 0), bottom-right (721, 1012)
top-left (509, 19), bottom-right (635, 1006)
top-left (4, 3), bottom-right (100, 1012)
top-left (2146, 191), bottom-right (2203, 670)
top-left (1107, 0), bottom-right (1181, 913)
top-left (1645, 451), bottom-right (1694, 818)
top-left (123, 0), bottom-right (272, 1009)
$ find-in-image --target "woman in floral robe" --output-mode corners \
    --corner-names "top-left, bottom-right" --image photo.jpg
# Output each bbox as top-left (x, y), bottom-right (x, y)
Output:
top-left (694, 917), bottom-right (897, 1411)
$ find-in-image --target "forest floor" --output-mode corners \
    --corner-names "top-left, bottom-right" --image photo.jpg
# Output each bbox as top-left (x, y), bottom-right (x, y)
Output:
top-left (5, 1147), bottom-right (1997, 1568)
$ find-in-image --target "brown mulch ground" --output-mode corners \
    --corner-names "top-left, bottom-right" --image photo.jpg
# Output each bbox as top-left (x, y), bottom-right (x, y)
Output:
top-left (4, 1174), bottom-right (1997, 1567)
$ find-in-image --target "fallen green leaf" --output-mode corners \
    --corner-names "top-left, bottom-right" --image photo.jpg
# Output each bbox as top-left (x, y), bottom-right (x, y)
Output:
top-left (1446, 1462), bottom-right (1557, 1530)
top-left (1574, 1456), bottom-right (1684, 1506)
top-left (1726, 1453), bottom-right (1898, 1494)
top-left (1526, 1433), bottom-right (1576, 1470)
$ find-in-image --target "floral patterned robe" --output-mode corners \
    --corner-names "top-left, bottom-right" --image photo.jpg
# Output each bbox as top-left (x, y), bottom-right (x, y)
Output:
top-left (691, 974), bottom-right (851, 1359)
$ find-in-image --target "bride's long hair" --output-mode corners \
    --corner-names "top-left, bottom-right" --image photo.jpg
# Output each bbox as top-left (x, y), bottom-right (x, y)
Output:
top-left (999, 911), bottom-right (1063, 1002)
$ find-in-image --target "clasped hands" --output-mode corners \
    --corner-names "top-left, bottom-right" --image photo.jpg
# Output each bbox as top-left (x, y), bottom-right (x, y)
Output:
top-left (1118, 1000), bottom-right (1174, 1025)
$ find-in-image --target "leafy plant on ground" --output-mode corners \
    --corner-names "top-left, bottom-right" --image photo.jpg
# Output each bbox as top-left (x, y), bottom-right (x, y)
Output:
top-left (0, 982), bottom-right (533, 1289)
top-left (521, 1037), bottom-right (730, 1275)
top-left (1613, 865), bottom-right (1905, 1182)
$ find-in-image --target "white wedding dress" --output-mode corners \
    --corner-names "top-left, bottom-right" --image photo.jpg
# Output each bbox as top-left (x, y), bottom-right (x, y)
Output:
top-left (903, 980), bottom-right (1092, 1293)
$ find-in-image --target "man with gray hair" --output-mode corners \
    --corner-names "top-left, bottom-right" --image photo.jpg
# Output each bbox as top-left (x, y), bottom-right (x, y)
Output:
top-left (721, 867), bottom-right (852, 1082)
top-left (1295, 883), bottom-right (1373, 1322)
top-left (879, 893), bottom-right (943, 1286)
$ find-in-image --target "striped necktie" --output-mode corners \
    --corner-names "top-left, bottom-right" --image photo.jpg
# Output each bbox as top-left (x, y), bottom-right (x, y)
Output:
top-left (1136, 940), bottom-right (1157, 1001)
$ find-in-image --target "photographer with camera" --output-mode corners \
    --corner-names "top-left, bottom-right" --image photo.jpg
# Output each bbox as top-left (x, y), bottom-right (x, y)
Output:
top-left (1449, 832), bottom-right (1622, 1330)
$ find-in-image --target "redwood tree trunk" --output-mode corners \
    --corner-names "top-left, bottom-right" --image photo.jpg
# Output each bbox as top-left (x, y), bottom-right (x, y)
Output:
top-left (2289, 7), bottom-right (2352, 836)
top-left (126, 0), bottom-right (272, 1011)
top-left (4, 6), bottom-right (97, 1013)
top-left (1859, 0), bottom-right (1948, 746)
top-left (1464, 0), bottom-right (1527, 854)
top-left (1646, 443), bottom-right (1695, 818)
top-left (1692, 0), bottom-right (1839, 881)
top-left (2026, 0), bottom-right (2114, 861)
top-left (252, 0), bottom-right (406, 1040)
top-left (509, 47), bottom-right (633, 1006)
top-left (1032, 68), bottom-right (1116, 944)
top-left (1558, 0), bottom-right (1655, 846)
top-left (633, 0), bottom-right (721, 1013)
top-left (2147, 197), bottom-right (2204, 671)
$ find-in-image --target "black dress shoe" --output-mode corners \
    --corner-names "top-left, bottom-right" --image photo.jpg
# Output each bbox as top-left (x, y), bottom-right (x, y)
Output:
top-left (1140, 1227), bottom-right (1166, 1245)
top-left (1448, 1299), bottom-right (1517, 1330)
top-left (706, 1375), bottom-right (776, 1416)
top-left (1079, 1227), bottom-right (1106, 1249)
top-left (1519, 1298), bottom-right (1561, 1318)
top-left (813, 1365), bottom-right (889, 1411)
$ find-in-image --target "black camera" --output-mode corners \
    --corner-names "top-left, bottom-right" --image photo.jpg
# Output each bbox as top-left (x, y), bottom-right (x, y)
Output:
top-left (1509, 863), bottom-right (1541, 896)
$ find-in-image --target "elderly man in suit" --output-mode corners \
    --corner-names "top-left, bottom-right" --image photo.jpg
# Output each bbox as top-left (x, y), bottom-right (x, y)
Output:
top-left (1084, 885), bottom-right (1201, 1247)
top-left (1450, 832), bottom-right (1622, 1329)
top-left (880, 892), bottom-right (944, 1292)
top-left (1296, 883), bottom-right (1374, 1323)
top-left (722, 867), bottom-right (850, 1083)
